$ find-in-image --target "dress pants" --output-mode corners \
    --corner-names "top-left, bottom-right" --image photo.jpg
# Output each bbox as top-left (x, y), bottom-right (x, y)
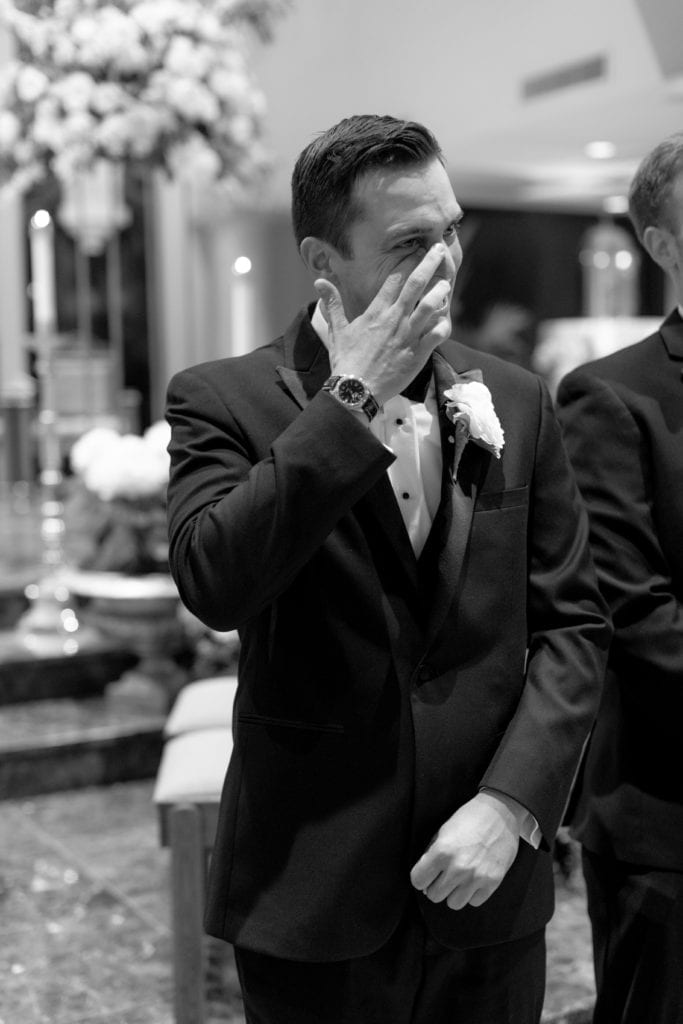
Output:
top-left (583, 848), bottom-right (683, 1024)
top-left (234, 900), bottom-right (546, 1024)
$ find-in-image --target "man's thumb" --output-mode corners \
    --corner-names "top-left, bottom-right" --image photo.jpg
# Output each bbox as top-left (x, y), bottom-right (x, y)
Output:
top-left (313, 278), bottom-right (346, 330)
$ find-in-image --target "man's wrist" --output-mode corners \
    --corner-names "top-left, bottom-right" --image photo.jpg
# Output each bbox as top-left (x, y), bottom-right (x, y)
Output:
top-left (322, 375), bottom-right (380, 422)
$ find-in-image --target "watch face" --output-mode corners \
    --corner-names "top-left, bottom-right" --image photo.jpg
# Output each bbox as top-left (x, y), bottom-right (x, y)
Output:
top-left (338, 378), bottom-right (366, 405)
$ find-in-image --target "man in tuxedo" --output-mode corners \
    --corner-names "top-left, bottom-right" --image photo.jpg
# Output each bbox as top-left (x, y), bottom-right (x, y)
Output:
top-left (556, 132), bottom-right (683, 1024)
top-left (166, 114), bottom-right (610, 1023)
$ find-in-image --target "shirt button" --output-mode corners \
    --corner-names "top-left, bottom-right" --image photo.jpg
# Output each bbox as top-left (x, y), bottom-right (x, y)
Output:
top-left (402, 491), bottom-right (410, 500)
top-left (447, 435), bottom-right (455, 444)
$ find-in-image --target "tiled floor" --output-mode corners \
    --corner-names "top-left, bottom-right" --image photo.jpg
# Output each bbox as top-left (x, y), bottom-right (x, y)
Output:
top-left (1, 781), bottom-right (242, 1024)
top-left (0, 779), bottom-right (595, 1024)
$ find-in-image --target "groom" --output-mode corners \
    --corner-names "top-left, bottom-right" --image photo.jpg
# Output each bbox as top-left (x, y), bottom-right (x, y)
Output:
top-left (165, 114), bottom-right (611, 1023)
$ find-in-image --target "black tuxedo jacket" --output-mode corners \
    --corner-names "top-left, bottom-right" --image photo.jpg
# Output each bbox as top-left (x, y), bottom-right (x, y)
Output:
top-left (166, 306), bottom-right (610, 960)
top-left (557, 310), bottom-right (683, 870)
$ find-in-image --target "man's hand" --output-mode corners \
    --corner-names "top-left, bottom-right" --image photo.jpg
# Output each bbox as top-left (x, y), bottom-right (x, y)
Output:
top-left (314, 243), bottom-right (452, 406)
top-left (409, 792), bottom-right (520, 911)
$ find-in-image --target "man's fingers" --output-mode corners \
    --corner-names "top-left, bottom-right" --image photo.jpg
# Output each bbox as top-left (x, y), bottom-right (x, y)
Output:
top-left (397, 243), bottom-right (449, 312)
top-left (313, 278), bottom-right (348, 332)
top-left (409, 852), bottom-right (438, 893)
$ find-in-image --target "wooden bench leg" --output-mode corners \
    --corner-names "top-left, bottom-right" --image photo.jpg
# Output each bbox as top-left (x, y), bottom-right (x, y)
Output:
top-left (169, 804), bottom-right (207, 1024)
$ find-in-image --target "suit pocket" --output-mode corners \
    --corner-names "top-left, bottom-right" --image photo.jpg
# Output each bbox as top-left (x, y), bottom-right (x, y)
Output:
top-left (238, 713), bottom-right (345, 735)
top-left (476, 485), bottom-right (528, 512)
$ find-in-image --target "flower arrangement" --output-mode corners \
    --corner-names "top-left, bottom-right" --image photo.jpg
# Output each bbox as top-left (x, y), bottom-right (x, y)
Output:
top-left (443, 377), bottom-right (505, 459)
top-left (0, 0), bottom-right (289, 192)
top-left (64, 420), bottom-right (172, 575)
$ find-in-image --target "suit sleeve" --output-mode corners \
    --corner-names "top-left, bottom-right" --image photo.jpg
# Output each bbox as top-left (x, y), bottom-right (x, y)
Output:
top-left (481, 377), bottom-right (612, 843)
top-left (557, 369), bottom-right (683, 690)
top-left (165, 366), bottom-right (394, 631)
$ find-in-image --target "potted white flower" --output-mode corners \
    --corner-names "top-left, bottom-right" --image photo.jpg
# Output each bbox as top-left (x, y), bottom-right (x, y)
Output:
top-left (65, 420), bottom-right (171, 575)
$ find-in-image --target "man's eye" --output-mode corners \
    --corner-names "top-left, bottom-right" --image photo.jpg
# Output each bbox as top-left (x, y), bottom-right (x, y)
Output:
top-left (397, 238), bottom-right (424, 251)
top-left (443, 222), bottom-right (460, 242)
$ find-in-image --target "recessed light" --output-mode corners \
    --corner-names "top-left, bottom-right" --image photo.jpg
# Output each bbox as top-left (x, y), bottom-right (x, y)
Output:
top-left (585, 140), bottom-right (616, 159)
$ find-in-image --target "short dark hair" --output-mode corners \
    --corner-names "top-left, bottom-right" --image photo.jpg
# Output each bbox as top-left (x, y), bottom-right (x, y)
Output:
top-left (291, 114), bottom-right (443, 256)
top-left (629, 131), bottom-right (683, 242)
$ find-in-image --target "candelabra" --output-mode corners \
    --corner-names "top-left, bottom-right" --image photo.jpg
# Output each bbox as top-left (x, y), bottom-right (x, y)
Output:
top-left (16, 210), bottom-right (96, 656)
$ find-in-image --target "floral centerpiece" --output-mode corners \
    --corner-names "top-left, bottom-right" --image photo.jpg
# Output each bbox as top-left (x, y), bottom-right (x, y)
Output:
top-left (64, 419), bottom-right (172, 575)
top-left (0, 0), bottom-right (289, 192)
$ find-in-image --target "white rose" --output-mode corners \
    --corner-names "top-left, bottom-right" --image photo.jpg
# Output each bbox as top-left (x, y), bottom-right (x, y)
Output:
top-left (167, 134), bottom-right (222, 184)
top-left (143, 420), bottom-right (172, 453)
top-left (443, 380), bottom-right (505, 458)
top-left (228, 113), bottom-right (256, 147)
top-left (126, 106), bottom-right (167, 158)
top-left (52, 72), bottom-right (96, 113)
top-left (32, 110), bottom-right (65, 152)
top-left (70, 427), bottom-right (121, 476)
top-left (91, 82), bottom-right (127, 116)
top-left (165, 36), bottom-right (213, 79)
top-left (94, 114), bottom-right (132, 159)
top-left (15, 65), bottom-right (50, 104)
top-left (51, 35), bottom-right (78, 68)
top-left (207, 67), bottom-right (252, 105)
top-left (165, 78), bottom-right (220, 124)
top-left (130, 0), bottom-right (185, 38)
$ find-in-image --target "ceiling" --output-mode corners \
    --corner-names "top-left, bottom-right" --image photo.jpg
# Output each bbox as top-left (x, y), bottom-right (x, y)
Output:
top-left (253, 0), bottom-right (683, 214)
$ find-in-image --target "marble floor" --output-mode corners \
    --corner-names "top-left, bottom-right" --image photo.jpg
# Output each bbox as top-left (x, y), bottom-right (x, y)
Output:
top-left (0, 778), bottom-right (595, 1024)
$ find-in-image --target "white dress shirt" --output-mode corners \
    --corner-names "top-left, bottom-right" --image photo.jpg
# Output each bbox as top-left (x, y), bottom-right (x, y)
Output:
top-left (312, 302), bottom-right (441, 557)
top-left (311, 302), bottom-right (541, 848)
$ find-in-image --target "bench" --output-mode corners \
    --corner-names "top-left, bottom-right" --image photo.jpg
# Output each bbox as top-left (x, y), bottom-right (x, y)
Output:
top-left (153, 675), bottom-right (237, 1024)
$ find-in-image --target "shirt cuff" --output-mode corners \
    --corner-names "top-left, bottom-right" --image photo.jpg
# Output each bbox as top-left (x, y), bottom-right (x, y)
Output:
top-left (479, 787), bottom-right (542, 849)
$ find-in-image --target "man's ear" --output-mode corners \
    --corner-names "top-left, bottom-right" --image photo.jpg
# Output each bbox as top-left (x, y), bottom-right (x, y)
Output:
top-left (642, 225), bottom-right (675, 272)
top-left (299, 236), bottom-right (338, 282)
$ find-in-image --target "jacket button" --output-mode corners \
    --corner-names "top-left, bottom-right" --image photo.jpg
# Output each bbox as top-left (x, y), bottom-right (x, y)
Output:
top-left (417, 663), bottom-right (433, 682)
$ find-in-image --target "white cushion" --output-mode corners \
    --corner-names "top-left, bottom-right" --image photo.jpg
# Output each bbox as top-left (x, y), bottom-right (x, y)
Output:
top-left (164, 676), bottom-right (238, 737)
top-left (153, 727), bottom-right (233, 804)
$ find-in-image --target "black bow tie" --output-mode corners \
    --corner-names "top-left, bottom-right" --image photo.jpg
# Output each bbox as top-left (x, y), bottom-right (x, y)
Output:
top-left (400, 358), bottom-right (433, 403)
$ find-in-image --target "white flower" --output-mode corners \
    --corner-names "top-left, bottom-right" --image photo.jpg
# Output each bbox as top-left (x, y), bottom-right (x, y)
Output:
top-left (164, 76), bottom-right (221, 124)
top-left (15, 66), bottom-right (50, 104)
top-left (167, 133), bottom-right (222, 184)
top-left (51, 71), bottom-right (96, 112)
top-left (164, 36), bottom-right (213, 79)
top-left (443, 379), bottom-right (505, 459)
top-left (70, 426), bottom-right (121, 475)
top-left (70, 422), bottom-right (171, 501)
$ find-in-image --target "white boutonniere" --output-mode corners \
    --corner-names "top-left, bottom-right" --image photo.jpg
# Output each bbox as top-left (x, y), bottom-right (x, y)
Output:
top-left (443, 378), bottom-right (505, 459)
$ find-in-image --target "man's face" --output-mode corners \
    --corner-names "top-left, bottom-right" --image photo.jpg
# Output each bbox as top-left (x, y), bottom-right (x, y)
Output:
top-left (327, 157), bottom-right (463, 328)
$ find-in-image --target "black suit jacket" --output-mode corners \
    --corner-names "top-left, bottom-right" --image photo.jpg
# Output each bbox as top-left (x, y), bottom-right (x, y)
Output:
top-left (166, 306), bottom-right (610, 959)
top-left (557, 309), bottom-right (683, 870)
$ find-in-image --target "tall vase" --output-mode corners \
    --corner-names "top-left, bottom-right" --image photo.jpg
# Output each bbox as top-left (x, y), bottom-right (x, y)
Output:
top-left (57, 160), bottom-right (131, 257)
top-left (57, 159), bottom-right (132, 403)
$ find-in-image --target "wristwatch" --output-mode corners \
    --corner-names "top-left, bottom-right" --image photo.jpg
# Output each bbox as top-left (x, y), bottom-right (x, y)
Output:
top-left (322, 375), bottom-right (380, 422)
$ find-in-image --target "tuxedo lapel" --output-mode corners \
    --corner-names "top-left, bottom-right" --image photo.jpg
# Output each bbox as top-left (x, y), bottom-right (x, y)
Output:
top-left (275, 306), bottom-right (421, 593)
top-left (659, 309), bottom-right (683, 367)
top-left (275, 305), bottom-right (331, 408)
top-left (421, 351), bottom-right (489, 646)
